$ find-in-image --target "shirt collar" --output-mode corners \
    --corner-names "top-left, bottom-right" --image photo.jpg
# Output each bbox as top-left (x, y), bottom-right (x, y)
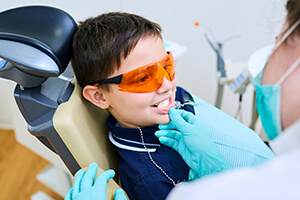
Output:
top-left (106, 115), bottom-right (161, 152)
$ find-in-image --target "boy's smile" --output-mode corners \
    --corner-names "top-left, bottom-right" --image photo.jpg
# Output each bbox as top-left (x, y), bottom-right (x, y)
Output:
top-left (101, 36), bottom-right (177, 128)
top-left (151, 96), bottom-right (176, 114)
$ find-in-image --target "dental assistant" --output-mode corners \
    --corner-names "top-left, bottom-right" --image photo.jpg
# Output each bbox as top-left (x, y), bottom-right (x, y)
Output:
top-left (157, 1), bottom-right (300, 199)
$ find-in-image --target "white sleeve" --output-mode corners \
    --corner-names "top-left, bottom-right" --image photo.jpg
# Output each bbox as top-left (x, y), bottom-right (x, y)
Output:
top-left (167, 149), bottom-right (300, 200)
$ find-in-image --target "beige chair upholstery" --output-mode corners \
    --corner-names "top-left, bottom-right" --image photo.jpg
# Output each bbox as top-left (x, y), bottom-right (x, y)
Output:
top-left (53, 79), bottom-right (123, 199)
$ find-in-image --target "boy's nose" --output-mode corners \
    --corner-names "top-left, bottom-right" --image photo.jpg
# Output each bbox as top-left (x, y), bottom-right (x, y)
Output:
top-left (156, 76), bottom-right (174, 94)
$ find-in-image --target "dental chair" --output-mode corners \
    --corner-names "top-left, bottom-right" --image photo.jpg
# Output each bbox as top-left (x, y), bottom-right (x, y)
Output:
top-left (0, 5), bottom-right (121, 199)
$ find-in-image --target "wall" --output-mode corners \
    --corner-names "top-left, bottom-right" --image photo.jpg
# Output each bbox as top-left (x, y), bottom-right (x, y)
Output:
top-left (0, 80), bottom-right (14, 129)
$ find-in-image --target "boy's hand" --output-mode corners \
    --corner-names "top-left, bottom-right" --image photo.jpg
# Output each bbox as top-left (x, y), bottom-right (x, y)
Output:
top-left (155, 108), bottom-right (231, 179)
top-left (65, 163), bottom-right (127, 200)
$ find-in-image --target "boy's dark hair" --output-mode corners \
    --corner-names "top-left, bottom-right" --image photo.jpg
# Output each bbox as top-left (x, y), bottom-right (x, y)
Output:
top-left (71, 12), bottom-right (162, 90)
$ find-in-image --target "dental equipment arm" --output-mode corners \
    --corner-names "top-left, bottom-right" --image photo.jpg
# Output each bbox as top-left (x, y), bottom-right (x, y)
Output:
top-left (155, 108), bottom-right (231, 179)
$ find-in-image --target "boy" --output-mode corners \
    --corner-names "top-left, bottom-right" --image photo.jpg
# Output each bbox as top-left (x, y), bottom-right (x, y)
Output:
top-left (71, 12), bottom-right (192, 200)
top-left (71, 12), bottom-right (274, 200)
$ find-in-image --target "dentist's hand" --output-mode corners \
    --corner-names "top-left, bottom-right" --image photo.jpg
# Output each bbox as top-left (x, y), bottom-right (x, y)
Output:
top-left (155, 108), bottom-right (231, 179)
top-left (65, 163), bottom-right (127, 200)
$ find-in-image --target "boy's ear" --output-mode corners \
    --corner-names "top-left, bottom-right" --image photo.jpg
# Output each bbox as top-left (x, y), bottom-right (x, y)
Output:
top-left (82, 85), bottom-right (110, 109)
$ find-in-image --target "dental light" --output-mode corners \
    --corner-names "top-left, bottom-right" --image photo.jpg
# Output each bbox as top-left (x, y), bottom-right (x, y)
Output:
top-left (0, 5), bottom-right (76, 87)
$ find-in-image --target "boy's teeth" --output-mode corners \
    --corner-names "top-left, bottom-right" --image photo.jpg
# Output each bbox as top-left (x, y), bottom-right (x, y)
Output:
top-left (157, 99), bottom-right (169, 108)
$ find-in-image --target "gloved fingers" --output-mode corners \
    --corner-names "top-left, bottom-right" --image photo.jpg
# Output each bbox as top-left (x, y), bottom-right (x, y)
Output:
top-left (158, 109), bottom-right (176, 130)
top-left (80, 162), bottom-right (98, 191)
top-left (155, 130), bottom-right (182, 141)
top-left (72, 169), bottom-right (85, 196)
top-left (159, 108), bottom-right (188, 130)
top-left (167, 108), bottom-right (195, 132)
top-left (157, 136), bottom-right (180, 151)
top-left (64, 187), bottom-right (73, 200)
top-left (94, 169), bottom-right (116, 194)
top-left (158, 122), bottom-right (175, 130)
top-left (159, 108), bottom-right (196, 130)
top-left (170, 108), bottom-right (197, 124)
top-left (114, 189), bottom-right (127, 200)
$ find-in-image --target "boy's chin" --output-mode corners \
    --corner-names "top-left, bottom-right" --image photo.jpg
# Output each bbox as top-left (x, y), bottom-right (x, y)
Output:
top-left (157, 115), bottom-right (171, 125)
top-left (136, 115), bottom-right (171, 128)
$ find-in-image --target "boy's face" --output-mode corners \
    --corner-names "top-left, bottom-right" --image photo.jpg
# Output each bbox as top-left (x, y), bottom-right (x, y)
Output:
top-left (103, 36), bottom-right (177, 128)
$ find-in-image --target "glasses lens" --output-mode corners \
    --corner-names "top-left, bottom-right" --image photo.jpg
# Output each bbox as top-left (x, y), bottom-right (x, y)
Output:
top-left (118, 52), bottom-right (175, 93)
top-left (119, 64), bottom-right (163, 93)
top-left (163, 53), bottom-right (175, 81)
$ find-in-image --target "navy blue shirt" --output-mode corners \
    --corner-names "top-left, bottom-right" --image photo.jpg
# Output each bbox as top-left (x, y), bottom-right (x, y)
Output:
top-left (106, 87), bottom-right (194, 200)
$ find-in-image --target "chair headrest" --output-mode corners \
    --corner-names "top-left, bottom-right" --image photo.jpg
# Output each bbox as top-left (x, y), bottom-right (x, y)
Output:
top-left (0, 5), bottom-right (77, 79)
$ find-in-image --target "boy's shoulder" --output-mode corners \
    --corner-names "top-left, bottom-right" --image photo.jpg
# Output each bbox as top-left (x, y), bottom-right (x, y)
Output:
top-left (175, 86), bottom-right (195, 114)
top-left (175, 86), bottom-right (192, 100)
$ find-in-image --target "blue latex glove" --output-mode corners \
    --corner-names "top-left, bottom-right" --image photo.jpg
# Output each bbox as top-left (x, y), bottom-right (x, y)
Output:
top-left (155, 108), bottom-right (231, 180)
top-left (65, 163), bottom-right (127, 200)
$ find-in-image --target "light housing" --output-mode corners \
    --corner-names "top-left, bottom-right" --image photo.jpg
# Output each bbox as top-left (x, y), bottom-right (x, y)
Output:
top-left (0, 5), bottom-right (77, 87)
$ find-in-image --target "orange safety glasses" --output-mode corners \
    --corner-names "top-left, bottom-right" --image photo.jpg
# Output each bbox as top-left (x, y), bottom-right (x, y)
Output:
top-left (90, 52), bottom-right (175, 93)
